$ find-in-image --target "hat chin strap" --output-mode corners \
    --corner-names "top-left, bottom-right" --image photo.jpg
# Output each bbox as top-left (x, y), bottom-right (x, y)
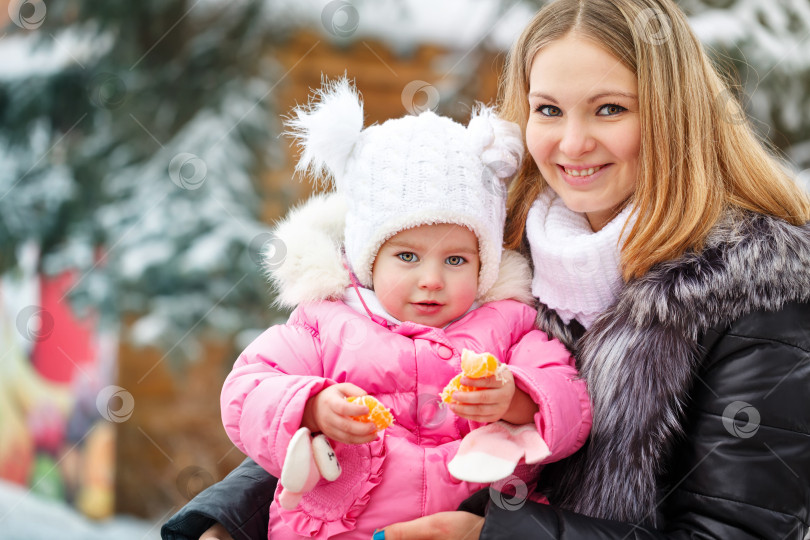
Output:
top-left (342, 255), bottom-right (390, 328)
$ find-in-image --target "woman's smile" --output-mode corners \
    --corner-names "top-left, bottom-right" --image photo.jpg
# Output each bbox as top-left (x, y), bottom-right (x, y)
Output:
top-left (558, 163), bottom-right (611, 185)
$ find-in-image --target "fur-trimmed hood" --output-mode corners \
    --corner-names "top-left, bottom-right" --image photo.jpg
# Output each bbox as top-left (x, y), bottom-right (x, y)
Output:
top-left (536, 210), bottom-right (810, 525)
top-left (265, 193), bottom-right (535, 309)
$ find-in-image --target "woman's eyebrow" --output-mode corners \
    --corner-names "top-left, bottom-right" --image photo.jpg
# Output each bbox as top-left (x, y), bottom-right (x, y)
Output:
top-left (587, 91), bottom-right (638, 103)
top-left (528, 91), bottom-right (638, 104)
top-left (528, 91), bottom-right (558, 103)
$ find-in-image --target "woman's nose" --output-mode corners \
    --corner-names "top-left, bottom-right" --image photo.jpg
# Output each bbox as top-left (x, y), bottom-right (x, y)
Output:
top-left (559, 119), bottom-right (595, 157)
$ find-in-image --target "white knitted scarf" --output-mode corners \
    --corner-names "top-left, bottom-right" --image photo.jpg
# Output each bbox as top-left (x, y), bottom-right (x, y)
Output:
top-left (526, 189), bottom-right (636, 329)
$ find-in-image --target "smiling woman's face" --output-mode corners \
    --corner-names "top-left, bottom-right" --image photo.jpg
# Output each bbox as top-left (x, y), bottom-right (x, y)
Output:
top-left (526, 34), bottom-right (641, 231)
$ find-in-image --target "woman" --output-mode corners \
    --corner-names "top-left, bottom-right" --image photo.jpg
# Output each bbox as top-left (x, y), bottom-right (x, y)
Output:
top-left (162, 0), bottom-right (810, 538)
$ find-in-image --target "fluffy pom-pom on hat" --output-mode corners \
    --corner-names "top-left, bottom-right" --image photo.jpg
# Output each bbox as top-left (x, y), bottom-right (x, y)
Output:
top-left (468, 105), bottom-right (524, 180)
top-left (285, 78), bottom-right (364, 189)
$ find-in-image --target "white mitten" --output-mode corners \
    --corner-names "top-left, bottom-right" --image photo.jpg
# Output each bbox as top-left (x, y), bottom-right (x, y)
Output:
top-left (448, 421), bottom-right (550, 483)
top-left (278, 427), bottom-right (342, 509)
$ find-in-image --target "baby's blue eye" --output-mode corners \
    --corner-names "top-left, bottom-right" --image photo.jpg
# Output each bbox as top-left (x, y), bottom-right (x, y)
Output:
top-left (446, 256), bottom-right (465, 266)
top-left (398, 252), bottom-right (417, 262)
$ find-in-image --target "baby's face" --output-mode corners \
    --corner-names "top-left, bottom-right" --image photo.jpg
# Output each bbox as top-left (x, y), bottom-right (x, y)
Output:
top-left (371, 224), bottom-right (480, 327)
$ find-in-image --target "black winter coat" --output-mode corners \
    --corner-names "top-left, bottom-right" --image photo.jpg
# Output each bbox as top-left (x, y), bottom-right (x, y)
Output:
top-left (162, 211), bottom-right (810, 539)
top-left (463, 300), bottom-right (810, 539)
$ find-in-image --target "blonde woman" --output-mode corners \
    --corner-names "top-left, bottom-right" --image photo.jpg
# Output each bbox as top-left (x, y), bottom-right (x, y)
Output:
top-left (163, 0), bottom-right (810, 538)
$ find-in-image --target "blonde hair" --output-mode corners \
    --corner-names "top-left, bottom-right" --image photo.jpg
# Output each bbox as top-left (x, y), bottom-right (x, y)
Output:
top-left (500, 0), bottom-right (810, 280)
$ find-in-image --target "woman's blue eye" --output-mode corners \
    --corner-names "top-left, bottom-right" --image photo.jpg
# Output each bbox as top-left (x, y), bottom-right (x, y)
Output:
top-left (446, 256), bottom-right (465, 266)
top-left (536, 105), bottom-right (562, 117)
top-left (597, 104), bottom-right (626, 116)
top-left (398, 252), bottom-right (417, 262)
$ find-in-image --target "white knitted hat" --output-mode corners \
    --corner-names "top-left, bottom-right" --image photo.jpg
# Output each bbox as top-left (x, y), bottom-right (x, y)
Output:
top-left (286, 78), bottom-right (523, 298)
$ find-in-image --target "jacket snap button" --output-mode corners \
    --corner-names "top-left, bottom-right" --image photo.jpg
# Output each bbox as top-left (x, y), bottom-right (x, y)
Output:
top-left (438, 345), bottom-right (453, 359)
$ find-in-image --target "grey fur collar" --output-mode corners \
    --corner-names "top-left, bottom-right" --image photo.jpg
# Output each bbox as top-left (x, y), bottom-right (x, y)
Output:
top-left (536, 210), bottom-right (810, 525)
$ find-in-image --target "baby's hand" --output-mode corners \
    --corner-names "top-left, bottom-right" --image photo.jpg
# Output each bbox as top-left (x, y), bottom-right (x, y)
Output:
top-left (449, 369), bottom-right (515, 423)
top-left (302, 383), bottom-right (379, 444)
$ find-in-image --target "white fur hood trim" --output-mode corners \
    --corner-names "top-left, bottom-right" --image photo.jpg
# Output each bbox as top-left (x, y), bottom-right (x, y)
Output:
top-left (265, 193), bottom-right (534, 309)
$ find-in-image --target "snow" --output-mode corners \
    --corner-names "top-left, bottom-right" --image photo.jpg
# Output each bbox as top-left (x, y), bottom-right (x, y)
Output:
top-left (690, 9), bottom-right (749, 46)
top-left (263, 0), bottom-right (530, 52)
top-left (690, 0), bottom-right (810, 72)
top-left (251, 0), bottom-right (810, 65)
top-left (0, 26), bottom-right (113, 81)
top-left (0, 480), bottom-right (159, 540)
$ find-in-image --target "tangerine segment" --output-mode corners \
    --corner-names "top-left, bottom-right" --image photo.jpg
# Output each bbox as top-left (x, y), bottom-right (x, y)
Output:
top-left (440, 349), bottom-right (504, 404)
top-left (346, 395), bottom-right (394, 431)
top-left (439, 374), bottom-right (479, 404)
top-left (460, 349), bottom-right (501, 379)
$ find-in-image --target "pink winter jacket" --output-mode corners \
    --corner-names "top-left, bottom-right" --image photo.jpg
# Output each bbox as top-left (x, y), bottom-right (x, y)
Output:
top-left (219, 194), bottom-right (592, 539)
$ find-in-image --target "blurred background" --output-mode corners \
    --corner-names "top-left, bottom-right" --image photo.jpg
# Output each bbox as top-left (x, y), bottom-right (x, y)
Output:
top-left (0, 0), bottom-right (808, 538)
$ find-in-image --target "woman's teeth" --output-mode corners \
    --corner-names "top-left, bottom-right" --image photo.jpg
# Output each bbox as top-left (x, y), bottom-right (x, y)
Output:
top-left (564, 165), bottom-right (603, 177)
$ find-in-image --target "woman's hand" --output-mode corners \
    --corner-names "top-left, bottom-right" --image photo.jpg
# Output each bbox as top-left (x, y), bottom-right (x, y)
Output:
top-left (377, 511), bottom-right (484, 540)
top-left (199, 522), bottom-right (233, 540)
top-left (301, 382), bottom-right (379, 444)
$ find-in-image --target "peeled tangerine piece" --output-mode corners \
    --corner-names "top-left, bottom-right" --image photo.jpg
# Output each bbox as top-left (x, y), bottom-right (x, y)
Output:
top-left (346, 395), bottom-right (394, 431)
top-left (440, 349), bottom-right (506, 404)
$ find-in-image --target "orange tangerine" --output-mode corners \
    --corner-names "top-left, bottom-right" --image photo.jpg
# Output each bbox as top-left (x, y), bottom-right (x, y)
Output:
top-left (440, 374), bottom-right (479, 404)
top-left (346, 395), bottom-right (394, 431)
top-left (460, 349), bottom-right (500, 379)
top-left (440, 349), bottom-right (503, 404)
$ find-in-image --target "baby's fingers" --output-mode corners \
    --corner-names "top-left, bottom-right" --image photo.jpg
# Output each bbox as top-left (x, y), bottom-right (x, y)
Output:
top-left (330, 396), bottom-right (370, 418)
top-left (324, 383), bottom-right (371, 416)
top-left (451, 400), bottom-right (501, 416)
top-left (322, 416), bottom-right (378, 444)
top-left (451, 387), bottom-right (504, 406)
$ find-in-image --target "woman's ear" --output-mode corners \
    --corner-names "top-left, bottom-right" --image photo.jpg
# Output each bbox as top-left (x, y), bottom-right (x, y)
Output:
top-left (285, 77), bottom-right (364, 190)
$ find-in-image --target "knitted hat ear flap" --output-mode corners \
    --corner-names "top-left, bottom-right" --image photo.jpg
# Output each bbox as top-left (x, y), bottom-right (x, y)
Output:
top-left (467, 105), bottom-right (524, 188)
top-left (285, 78), bottom-right (364, 190)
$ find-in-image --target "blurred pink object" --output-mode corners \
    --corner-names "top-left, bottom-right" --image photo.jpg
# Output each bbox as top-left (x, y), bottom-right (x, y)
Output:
top-left (30, 271), bottom-right (98, 383)
top-left (28, 401), bottom-right (66, 455)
